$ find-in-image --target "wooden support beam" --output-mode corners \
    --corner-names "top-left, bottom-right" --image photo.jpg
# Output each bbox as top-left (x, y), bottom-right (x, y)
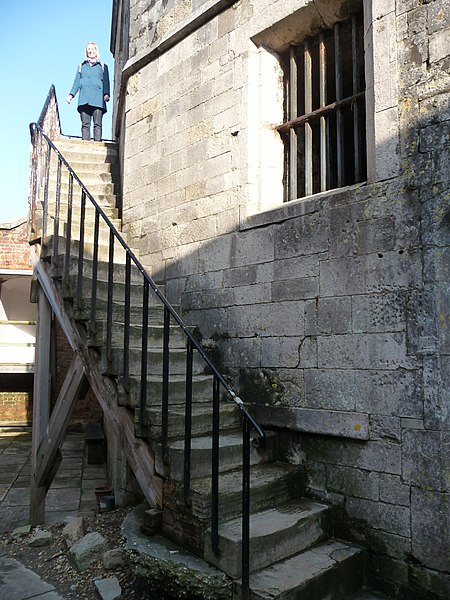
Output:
top-left (35, 354), bottom-right (87, 488)
top-left (30, 285), bottom-right (52, 526)
top-left (31, 252), bottom-right (163, 508)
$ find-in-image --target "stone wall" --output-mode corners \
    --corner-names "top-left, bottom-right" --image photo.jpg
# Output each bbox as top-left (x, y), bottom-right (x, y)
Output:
top-left (114, 0), bottom-right (450, 597)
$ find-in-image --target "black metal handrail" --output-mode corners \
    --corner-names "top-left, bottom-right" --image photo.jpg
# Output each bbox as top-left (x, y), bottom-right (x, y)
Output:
top-left (30, 93), bottom-right (265, 597)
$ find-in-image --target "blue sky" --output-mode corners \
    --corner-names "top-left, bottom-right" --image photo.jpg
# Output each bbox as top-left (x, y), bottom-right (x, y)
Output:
top-left (0, 0), bottom-right (114, 224)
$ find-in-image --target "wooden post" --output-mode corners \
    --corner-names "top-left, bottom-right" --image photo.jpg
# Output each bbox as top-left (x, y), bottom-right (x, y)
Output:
top-left (30, 284), bottom-right (52, 526)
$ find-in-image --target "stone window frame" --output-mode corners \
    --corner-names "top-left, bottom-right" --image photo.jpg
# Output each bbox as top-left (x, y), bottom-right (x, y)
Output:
top-left (277, 12), bottom-right (366, 201)
top-left (240, 0), bottom-right (400, 230)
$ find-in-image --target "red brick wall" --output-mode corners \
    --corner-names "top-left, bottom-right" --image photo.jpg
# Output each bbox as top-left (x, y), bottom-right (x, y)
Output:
top-left (0, 219), bottom-right (31, 271)
top-left (0, 373), bottom-right (34, 426)
top-left (0, 391), bottom-right (31, 425)
top-left (54, 323), bottom-right (103, 429)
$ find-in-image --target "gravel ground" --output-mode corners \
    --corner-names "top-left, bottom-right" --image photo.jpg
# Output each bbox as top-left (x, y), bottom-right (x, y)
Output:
top-left (0, 506), bottom-right (167, 599)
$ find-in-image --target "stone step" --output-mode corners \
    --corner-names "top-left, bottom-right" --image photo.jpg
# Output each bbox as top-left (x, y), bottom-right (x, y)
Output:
top-left (102, 345), bottom-right (207, 378)
top-left (64, 275), bottom-right (149, 305)
top-left (120, 373), bottom-right (215, 409)
top-left (48, 180), bottom-right (117, 197)
top-left (146, 403), bottom-right (241, 441)
top-left (73, 297), bottom-right (167, 325)
top-left (245, 539), bottom-right (364, 600)
top-left (54, 138), bottom-right (118, 161)
top-left (53, 255), bottom-right (148, 286)
top-left (89, 319), bottom-right (187, 350)
top-left (45, 202), bottom-right (119, 220)
top-left (205, 499), bottom-right (330, 578)
top-left (155, 429), bottom-right (275, 481)
top-left (184, 462), bottom-right (307, 523)
top-left (44, 236), bottom-right (127, 263)
top-left (49, 153), bottom-right (119, 175)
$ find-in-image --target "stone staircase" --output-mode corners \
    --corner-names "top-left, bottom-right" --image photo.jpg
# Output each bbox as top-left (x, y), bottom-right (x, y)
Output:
top-left (38, 137), bottom-right (390, 600)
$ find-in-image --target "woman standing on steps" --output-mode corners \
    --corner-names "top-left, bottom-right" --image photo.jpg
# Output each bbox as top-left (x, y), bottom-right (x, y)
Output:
top-left (66, 42), bottom-right (110, 142)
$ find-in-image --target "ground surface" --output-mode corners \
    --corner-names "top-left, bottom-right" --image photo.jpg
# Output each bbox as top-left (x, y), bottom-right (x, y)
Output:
top-left (0, 506), bottom-right (167, 599)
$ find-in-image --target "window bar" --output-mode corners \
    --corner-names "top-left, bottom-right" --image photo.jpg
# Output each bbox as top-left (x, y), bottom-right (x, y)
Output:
top-left (304, 39), bottom-right (313, 196)
top-left (42, 144), bottom-right (51, 245)
top-left (241, 415), bottom-right (251, 600)
top-left (183, 339), bottom-right (193, 506)
top-left (64, 173), bottom-right (74, 283)
top-left (319, 33), bottom-right (327, 192)
top-left (90, 211), bottom-right (100, 334)
top-left (211, 374), bottom-right (220, 556)
top-left (352, 15), bottom-right (362, 182)
top-left (106, 230), bottom-right (115, 362)
top-left (76, 190), bottom-right (86, 306)
top-left (334, 22), bottom-right (345, 186)
top-left (289, 46), bottom-right (298, 201)
top-left (140, 278), bottom-right (149, 427)
top-left (123, 253), bottom-right (131, 392)
top-left (161, 306), bottom-right (170, 461)
top-left (52, 157), bottom-right (62, 268)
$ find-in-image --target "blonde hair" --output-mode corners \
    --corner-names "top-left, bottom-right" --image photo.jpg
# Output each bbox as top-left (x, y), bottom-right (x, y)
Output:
top-left (85, 42), bottom-right (100, 60)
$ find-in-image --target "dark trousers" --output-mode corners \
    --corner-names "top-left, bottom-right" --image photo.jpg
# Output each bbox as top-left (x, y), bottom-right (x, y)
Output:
top-left (79, 105), bottom-right (103, 141)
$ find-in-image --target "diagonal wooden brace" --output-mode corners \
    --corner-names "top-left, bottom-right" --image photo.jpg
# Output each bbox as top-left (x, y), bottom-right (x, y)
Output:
top-left (35, 353), bottom-right (88, 489)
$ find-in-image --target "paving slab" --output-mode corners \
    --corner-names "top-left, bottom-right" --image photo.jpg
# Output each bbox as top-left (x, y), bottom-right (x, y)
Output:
top-left (0, 553), bottom-right (64, 599)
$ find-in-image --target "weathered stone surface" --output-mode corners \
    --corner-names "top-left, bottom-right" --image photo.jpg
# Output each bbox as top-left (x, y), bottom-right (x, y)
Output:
top-left (62, 516), bottom-right (84, 548)
top-left (103, 548), bottom-right (125, 570)
top-left (327, 465), bottom-right (379, 501)
top-left (402, 430), bottom-right (450, 491)
top-left (302, 437), bottom-right (401, 475)
top-left (411, 488), bottom-right (450, 572)
top-left (69, 531), bottom-right (108, 572)
top-left (11, 524), bottom-right (31, 538)
top-left (94, 576), bottom-right (122, 600)
top-left (29, 528), bottom-right (53, 547)
top-left (346, 497), bottom-right (410, 537)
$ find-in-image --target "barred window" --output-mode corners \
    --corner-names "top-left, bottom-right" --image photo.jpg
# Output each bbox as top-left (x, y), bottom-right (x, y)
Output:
top-left (277, 12), bottom-right (366, 201)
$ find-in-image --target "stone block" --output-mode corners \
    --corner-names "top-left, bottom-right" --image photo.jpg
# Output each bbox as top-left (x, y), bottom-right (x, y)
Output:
top-left (261, 337), bottom-right (301, 368)
top-left (252, 405), bottom-right (368, 439)
top-left (378, 474), bottom-right (410, 506)
top-left (318, 333), bottom-right (412, 370)
top-left (29, 528), bottom-right (53, 547)
top-left (366, 250), bottom-right (422, 292)
top-left (320, 257), bottom-right (366, 297)
top-left (402, 430), bottom-right (450, 491)
top-left (352, 292), bottom-right (405, 334)
top-left (369, 415), bottom-right (401, 442)
top-left (346, 496), bottom-right (410, 537)
top-left (274, 212), bottom-right (329, 260)
top-left (302, 437), bottom-right (401, 475)
top-left (305, 297), bottom-right (352, 336)
top-left (62, 516), bottom-right (84, 547)
top-left (327, 465), bottom-right (379, 501)
top-left (223, 265), bottom-right (257, 287)
top-left (271, 277), bottom-right (319, 301)
top-left (303, 368), bottom-right (422, 417)
top-left (234, 283), bottom-right (271, 305)
top-left (227, 301), bottom-right (304, 337)
top-left (69, 531), bottom-right (108, 572)
top-left (429, 28), bottom-right (450, 63)
top-left (369, 529), bottom-right (411, 560)
top-left (94, 576), bottom-right (122, 600)
top-left (411, 488), bottom-right (450, 572)
top-left (356, 217), bottom-right (396, 255)
top-left (230, 229), bottom-right (275, 268)
top-left (329, 202), bottom-right (366, 258)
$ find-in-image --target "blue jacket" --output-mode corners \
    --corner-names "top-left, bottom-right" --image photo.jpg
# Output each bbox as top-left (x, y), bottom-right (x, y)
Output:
top-left (70, 61), bottom-right (110, 113)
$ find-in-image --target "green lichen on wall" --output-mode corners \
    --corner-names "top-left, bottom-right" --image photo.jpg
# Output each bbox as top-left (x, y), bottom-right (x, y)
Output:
top-left (239, 368), bottom-right (285, 406)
